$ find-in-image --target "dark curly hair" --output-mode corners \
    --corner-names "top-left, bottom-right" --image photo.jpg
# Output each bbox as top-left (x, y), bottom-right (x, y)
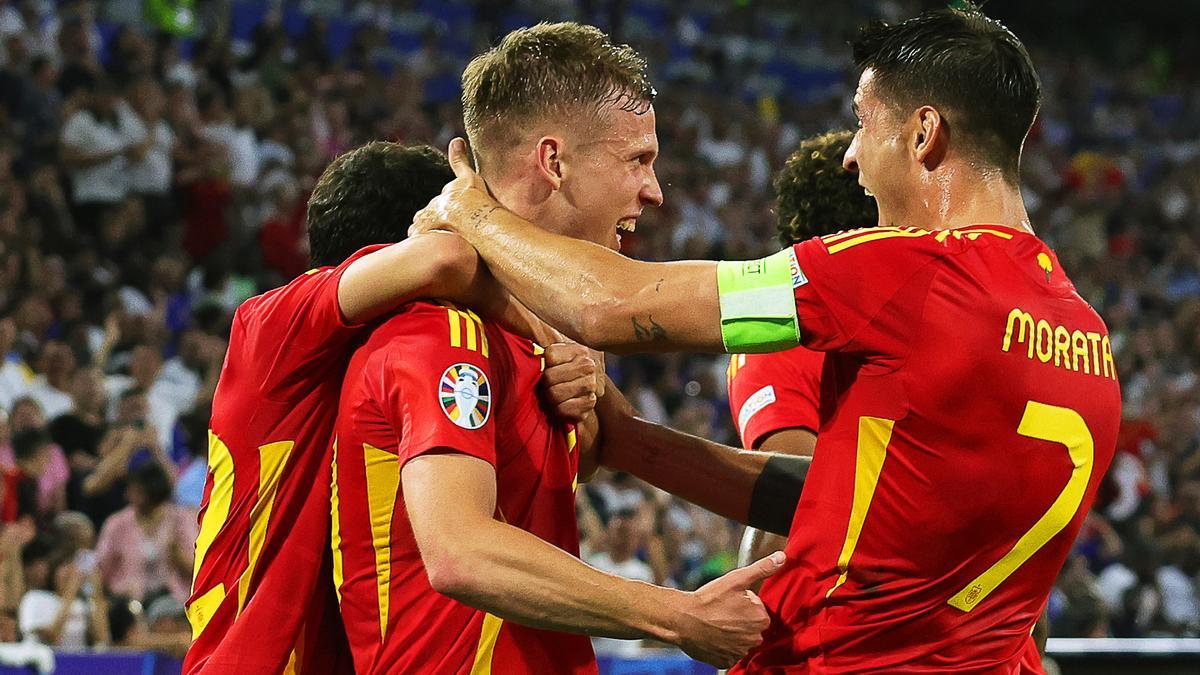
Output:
top-left (306, 142), bottom-right (455, 267)
top-left (774, 130), bottom-right (878, 246)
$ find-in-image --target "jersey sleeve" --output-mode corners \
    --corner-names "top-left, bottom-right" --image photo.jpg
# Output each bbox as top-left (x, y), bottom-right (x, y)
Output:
top-left (790, 229), bottom-right (946, 357)
top-left (727, 347), bottom-right (823, 449)
top-left (375, 308), bottom-right (498, 468)
top-left (241, 244), bottom-right (389, 398)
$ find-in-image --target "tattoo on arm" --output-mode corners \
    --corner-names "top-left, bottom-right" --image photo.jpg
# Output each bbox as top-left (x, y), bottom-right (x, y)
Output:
top-left (467, 205), bottom-right (502, 231)
top-left (631, 315), bottom-right (668, 342)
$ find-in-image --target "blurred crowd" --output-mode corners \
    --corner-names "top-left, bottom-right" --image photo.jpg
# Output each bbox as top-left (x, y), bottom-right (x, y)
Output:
top-left (0, 0), bottom-right (1196, 656)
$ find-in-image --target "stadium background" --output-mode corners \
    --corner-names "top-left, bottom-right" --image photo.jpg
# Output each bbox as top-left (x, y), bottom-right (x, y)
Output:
top-left (0, 0), bottom-right (1197, 672)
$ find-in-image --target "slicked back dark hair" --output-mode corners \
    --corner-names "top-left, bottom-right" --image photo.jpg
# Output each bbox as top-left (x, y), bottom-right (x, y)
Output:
top-left (852, 4), bottom-right (1041, 180)
top-left (462, 22), bottom-right (655, 172)
top-left (306, 142), bottom-right (455, 268)
top-left (775, 130), bottom-right (878, 247)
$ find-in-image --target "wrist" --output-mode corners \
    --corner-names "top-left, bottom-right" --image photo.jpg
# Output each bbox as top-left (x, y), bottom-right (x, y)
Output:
top-left (635, 585), bottom-right (690, 645)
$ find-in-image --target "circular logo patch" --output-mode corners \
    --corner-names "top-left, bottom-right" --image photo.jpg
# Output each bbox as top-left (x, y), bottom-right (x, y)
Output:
top-left (439, 363), bottom-right (491, 429)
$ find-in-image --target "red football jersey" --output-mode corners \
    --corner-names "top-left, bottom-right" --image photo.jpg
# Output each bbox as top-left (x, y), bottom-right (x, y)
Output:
top-left (734, 226), bottom-right (1120, 674)
top-left (332, 300), bottom-right (597, 675)
top-left (183, 246), bottom-right (386, 675)
top-left (727, 347), bottom-right (824, 450)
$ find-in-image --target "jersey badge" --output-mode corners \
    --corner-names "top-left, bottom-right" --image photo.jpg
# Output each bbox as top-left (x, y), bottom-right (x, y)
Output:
top-left (440, 363), bottom-right (492, 429)
top-left (737, 385), bottom-right (778, 432)
top-left (1037, 252), bottom-right (1053, 283)
top-left (787, 248), bottom-right (808, 288)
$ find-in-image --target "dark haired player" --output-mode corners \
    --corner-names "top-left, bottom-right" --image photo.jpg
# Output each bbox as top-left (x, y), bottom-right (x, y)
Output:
top-left (415, 6), bottom-right (1119, 672)
top-left (729, 130), bottom-right (876, 562)
top-left (183, 143), bottom-right (599, 674)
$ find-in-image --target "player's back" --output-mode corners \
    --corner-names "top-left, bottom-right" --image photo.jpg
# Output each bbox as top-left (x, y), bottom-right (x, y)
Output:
top-left (184, 248), bottom-right (382, 675)
top-left (333, 301), bottom-right (597, 675)
top-left (742, 226), bottom-right (1120, 673)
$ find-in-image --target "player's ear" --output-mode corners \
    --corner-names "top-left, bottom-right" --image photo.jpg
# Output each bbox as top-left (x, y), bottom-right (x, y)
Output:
top-left (535, 136), bottom-right (564, 191)
top-left (913, 106), bottom-right (947, 169)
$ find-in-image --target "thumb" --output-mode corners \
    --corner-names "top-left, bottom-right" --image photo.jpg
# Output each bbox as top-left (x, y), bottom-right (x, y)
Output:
top-left (448, 137), bottom-right (476, 179)
top-left (723, 551), bottom-right (786, 589)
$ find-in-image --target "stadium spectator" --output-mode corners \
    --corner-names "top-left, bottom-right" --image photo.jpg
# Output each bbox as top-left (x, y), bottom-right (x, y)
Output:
top-left (95, 462), bottom-right (194, 605)
top-left (17, 553), bottom-right (109, 648)
top-left (0, 0), bottom-right (1194, 652)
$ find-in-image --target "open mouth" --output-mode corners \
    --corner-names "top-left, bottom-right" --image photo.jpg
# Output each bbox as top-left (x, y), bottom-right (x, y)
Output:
top-left (617, 218), bottom-right (637, 233)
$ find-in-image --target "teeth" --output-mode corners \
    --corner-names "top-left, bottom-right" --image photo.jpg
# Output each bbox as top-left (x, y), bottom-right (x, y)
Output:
top-left (863, 188), bottom-right (874, 197)
top-left (617, 219), bottom-right (637, 232)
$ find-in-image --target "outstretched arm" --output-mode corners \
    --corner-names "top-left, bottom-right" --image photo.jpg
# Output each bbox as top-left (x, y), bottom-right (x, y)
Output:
top-left (403, 452), bottom-right (784, 668)
top-left (596, 380), bottom-right (809, 536)
top-left (411, 140), bottom-right (802, 355)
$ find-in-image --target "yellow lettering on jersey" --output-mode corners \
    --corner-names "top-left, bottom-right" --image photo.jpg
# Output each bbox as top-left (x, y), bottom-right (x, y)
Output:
top-left (1002, 308), bottom-right (1116, 381)
top-left (364, 444), bottom-right (400, 641)
top-left (1087, 333), bottom-right (1103, 372)
top-left (331, 439), bottom-right (344, 604)
top-left (237, 441), bottom-right (295, 614)
top-left (949, 402), bottom-right (1094, 611)
top-left (1053, 326), bottom-right (1071, 369)
top-left (1101, 336), bottom-right (1114, 379)
top-left (1035, 321), bottom-right (1053, 363)
top-left (827, 416), bottom-right (893, 598)
top-left (469, 613), bottom-right (505, 675)
top-left (1071, 331), bottom-right (1090, 374)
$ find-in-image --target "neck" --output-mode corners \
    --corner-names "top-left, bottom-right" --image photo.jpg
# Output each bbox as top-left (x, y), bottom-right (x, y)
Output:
top-left (894, 163), bottom-right (1033, 234)
top-left (481, 169), bottom-right (557, 233)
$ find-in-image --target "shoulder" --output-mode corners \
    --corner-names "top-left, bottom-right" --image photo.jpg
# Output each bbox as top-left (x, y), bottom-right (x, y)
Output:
top-left (809, 225), bottom-right (1017, 257)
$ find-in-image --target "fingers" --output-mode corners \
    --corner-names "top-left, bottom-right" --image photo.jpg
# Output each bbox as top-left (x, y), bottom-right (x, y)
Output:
top-left (542, 344), bottom-right (599, 421)
top-left (447, 137), bottom-right (474, 179)
top-left (553, 393), bottom-right (598, 422)
top-left (721, 551), bottom-right (787, 590)
top-left (542, 343), bottom-right (596, 385)
top-left (741, 550), bottom-right (788, 586)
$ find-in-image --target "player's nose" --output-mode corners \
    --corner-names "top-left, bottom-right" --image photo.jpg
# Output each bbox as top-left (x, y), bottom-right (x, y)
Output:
top-left (641, 166), bottom-right (664, 208)
top-left (843, 135), bottom-right (861, 174)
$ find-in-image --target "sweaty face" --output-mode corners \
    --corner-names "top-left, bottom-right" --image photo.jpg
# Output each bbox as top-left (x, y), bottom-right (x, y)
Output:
top-left (558, 102), bottom-right (663, 250)
top-left (844, 69), bottom-right (907, 226)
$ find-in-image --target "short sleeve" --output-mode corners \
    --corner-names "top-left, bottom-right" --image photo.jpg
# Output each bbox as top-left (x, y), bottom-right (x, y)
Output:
top-left (790, 230), bottom-right (946, 357)
top-left (728, 347), bottom-right (823, 449)
top-left (374, 308), bottom-right (499, 469)
top-left (241, 244), bottom-right (389, 397)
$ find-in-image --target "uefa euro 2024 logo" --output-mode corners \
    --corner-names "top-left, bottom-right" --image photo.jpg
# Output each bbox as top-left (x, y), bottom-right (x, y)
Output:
top-left (439, 363), bottom-right (492, 430)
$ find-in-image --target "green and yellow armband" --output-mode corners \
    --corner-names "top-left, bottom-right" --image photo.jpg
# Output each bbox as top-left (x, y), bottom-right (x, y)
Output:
top-left (715, 248), bottom-right (802, 353)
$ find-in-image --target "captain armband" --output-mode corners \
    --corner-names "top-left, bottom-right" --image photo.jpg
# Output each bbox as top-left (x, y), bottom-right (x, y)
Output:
top-left (715, 248), bottom-right (803, 353)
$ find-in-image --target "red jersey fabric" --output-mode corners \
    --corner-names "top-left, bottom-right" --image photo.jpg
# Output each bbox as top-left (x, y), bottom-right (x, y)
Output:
top-left (183, 245), bottom-right (387, 675)
top-left (332, 300), bottom-right (596, 675)
top-left (727, 347), bottom-right (824, 450)
top-left (733, 226), bottom-right (1120, 674)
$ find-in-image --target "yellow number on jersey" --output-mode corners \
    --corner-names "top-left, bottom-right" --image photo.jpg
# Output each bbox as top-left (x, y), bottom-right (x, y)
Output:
top-left (948, 402), bottom-right (1094, 611)
top-left (826, 402), bottom-right (1095, 611)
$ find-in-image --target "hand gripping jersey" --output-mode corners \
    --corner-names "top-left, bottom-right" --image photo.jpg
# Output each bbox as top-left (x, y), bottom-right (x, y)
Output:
top-left (183, 246), bottom-right (387, 675)
top-left (728, 226), bottom-right (1120, 674)
top-left (332, 301), bottom-right (597, 675)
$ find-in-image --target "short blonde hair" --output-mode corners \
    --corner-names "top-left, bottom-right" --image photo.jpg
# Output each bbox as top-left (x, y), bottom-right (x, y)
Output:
top-left (461, 22), bottom-right (655, 171)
